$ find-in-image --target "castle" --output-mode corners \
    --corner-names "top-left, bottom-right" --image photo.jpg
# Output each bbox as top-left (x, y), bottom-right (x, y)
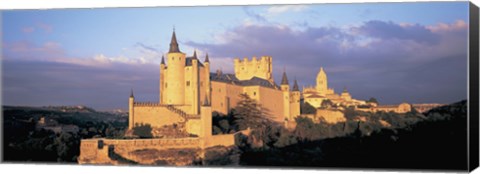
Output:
top-left (127, 30), bottom-right (300, 137)
top-left (78, 30), bottom-right (414, 164)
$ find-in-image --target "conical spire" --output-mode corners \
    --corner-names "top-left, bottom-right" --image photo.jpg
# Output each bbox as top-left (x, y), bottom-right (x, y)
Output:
top-left (193, 49), bottom-right (197, 59)
top-left (168, 29), bottom-right (181, 53)
top-left (204, 53), bottom-right (209, 63)
top-left (161, 55), bottom-right (165, 64)
top-left (130, 89), bottom-right (134, 98)
top-left (343, 86), bottom-right (348, 93)
top-left (293, 78), bottom-right (299, 91)
top-left (281, 70), bottom-right (289, 85)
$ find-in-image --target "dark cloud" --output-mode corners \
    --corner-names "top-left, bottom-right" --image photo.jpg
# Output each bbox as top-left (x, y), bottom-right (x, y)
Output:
top-left (186, 20), bottom-right (468, 105)
top-left (355, 20), bottom-right (440, 44)
top-left (135, 42), bottom-right (160, 53)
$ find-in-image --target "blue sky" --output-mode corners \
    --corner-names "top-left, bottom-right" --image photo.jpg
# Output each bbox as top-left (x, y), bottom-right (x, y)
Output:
top-left (2, 2), bottom-right (470, 110)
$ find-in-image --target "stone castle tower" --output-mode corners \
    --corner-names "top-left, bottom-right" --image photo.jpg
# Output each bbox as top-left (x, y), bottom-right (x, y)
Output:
top-left (281, 70), bottom-right (290, 120)
top-left (234, 56), bottom-right (273, 82)
top-left (159, 30), bottom-right (211, 115)
top-left (128, 30), bottom-right (212, 138)
top-left (290, 78), bottom-right (301, 120)
top-left (280, 70), bottom-right (301, 121)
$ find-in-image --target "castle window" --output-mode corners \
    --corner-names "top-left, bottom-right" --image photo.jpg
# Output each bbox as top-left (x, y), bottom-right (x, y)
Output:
top-left (186, 81), bottom-right (190, 87)
top-left (201, 82), bottom-right (203, 87)
top-left (253, 92), bottom-right (256, 96)
top-left (172, 57), bottom-right (174, 60)
top-left (165, 83), bottom-right (168, 88)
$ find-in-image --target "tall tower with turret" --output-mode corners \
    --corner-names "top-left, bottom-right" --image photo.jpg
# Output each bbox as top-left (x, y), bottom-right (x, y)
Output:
top-left (281, 70), bottom-right (290, 121)
top-left (160, 55), bottom-right (166, 103)
top-left (164, 30), bottom-right (186, 105)
top-left (128, 89), bottom-right (135, 129)
top-left (316, 67), bottom-right (328, 96)
top-left (290, 78), bottom-right (301, 120)
top-left (204, 53), bottom-right (211, 106)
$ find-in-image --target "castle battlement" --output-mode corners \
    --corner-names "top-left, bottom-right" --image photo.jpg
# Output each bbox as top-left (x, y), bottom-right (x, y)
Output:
top-left (234, 56), bottom-right (272, 63)
top-left (233, 56), bottom-right (273, 81)
top-left (133, 102), bottom-right (186, 107)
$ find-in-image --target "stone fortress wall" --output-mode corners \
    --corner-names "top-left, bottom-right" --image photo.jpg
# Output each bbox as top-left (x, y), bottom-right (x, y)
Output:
top-left (78, 134), bottom-right (236, 164)
top-left (131, 103), bottom-right (186, 128)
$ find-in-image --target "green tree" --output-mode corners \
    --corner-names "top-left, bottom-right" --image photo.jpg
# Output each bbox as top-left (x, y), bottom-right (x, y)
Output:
top-left (301, 102), bottom-right (316, 114)
top-left (132, 123), bottom-right (153, 138)
top-left (233, 93), bottom-right (274, 147)
top-left (367, 97), bottom-right (379, 104)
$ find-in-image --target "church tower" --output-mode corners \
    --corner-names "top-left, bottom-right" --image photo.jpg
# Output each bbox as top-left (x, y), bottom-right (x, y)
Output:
top-left (316, 67), bottom-right (328, 96)
top-left (164, 30), bottom-right (186, 105)
top-left (281, 70), bottom-right (290, 121)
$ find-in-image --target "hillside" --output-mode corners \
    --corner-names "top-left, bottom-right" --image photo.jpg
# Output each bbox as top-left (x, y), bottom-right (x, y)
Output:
top-left (239, 100), bottom-right (468, 171)
top-left (3, 105), bottom-right (128, 162)
top-left (2, 100), bottom-right (469, 170)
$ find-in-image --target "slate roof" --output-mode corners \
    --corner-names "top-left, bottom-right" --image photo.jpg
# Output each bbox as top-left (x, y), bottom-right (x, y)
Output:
top-left (185, 57), bottom-right (204, 67)
top-left (281, 71), bottom-right (289, 85)
top-left (210, 73), bottom-right (279, 89)
top-left (305, 94), bottom-right (325, 98)
top-left (292, 79), bottom-right (299, 91)
top-left (169, 31), bottom-right (181, 53)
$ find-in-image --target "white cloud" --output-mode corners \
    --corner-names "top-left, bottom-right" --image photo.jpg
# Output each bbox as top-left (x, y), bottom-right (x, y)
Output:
top-left (266, 5), bottom-right (308, 16)
top-left (426, 20), bottom-right (468, 33)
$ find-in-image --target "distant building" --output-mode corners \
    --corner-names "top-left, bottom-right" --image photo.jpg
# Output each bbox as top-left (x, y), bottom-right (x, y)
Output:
top-left (302, 68), bottom-right (366, 108)
top-left (356, 102), bottom-right (412, 114)
top-left (36, 116), bottom-right (79, 134)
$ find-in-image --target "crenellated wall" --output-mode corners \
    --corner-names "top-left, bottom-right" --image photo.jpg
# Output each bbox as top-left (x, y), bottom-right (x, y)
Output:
top-left (78, 133), bottom-right (236, 165)
top-left (234, 56), bottom-right (273, 81)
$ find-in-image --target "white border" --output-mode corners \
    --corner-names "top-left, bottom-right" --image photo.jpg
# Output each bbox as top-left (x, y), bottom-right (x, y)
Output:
top-left (0, 0), bottom-right (476, 10)
top-left (0, 0), bottom-right (479, 174)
